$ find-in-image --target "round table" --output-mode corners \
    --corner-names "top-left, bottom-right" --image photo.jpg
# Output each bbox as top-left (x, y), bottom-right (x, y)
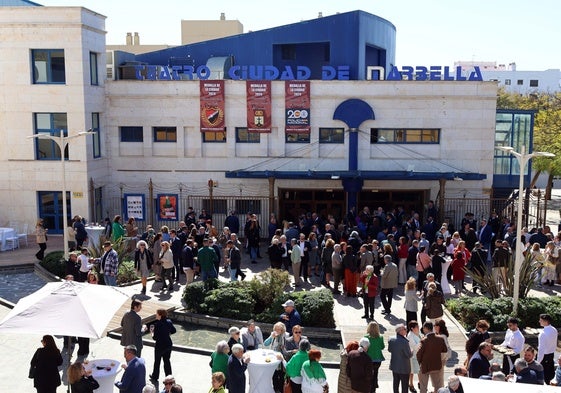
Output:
top-left (247, 349), bottom-right (282, 393)
top-left (85, 226), bottom-right (106, 249)
top-left (84, 358), bottom-right (120, 393)
top-left (440, 257), bottom-right (452, 294)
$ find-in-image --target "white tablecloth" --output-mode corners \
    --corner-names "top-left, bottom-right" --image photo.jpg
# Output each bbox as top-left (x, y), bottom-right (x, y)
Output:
top-left (0, 227), bottom-right (16, 251)
top-left (440, 258), bottom-right (452, 294)
top-left (85, 226), bottom-right (106, 248)
top-left (247, 349), bottom-right (282, 393)
top-left (84, 358), bottom-right (121, 393)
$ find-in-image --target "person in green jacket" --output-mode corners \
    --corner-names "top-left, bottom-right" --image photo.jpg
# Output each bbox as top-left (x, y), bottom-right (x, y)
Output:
top-left (197, 238), bottom-right (218, 283)
top-left (209, 341), bottom-right (229, 380)
top-left (365, 321), bottom-right (385, 393)
top-left (285, 339), bottom-right (311, 393)
top-left (111, 215), bottom-right (125, 242)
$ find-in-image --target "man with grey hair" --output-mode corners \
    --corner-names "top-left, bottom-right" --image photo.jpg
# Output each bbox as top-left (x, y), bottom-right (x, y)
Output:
top-left (388, 324), bottom-right (412, 393)
top-left (290, 238), bottom-right (302, 287)
top-left (346, 337), bottom-right (373, 393)
top-left (514, 358), bottom-right (539, 384)
top-left (436, 375), bottom-right (462, 393)
top-left (380, 254), bottom-right (398, 315)
top-left (227, 343), bottom-right (250, 393)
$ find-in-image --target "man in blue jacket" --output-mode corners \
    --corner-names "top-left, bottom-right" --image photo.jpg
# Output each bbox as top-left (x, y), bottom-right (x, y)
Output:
top-left (115, 345), bottom-right (146, 393)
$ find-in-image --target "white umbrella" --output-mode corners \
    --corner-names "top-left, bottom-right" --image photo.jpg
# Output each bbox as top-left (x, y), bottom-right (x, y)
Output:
top-left (0, 280), bottom-right (130, 338)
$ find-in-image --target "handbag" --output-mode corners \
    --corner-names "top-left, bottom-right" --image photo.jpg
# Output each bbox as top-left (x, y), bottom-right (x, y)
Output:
top-left (283, 378), bottom-right (292, 393)
top-left (28, 365), bottom-right (36, 379)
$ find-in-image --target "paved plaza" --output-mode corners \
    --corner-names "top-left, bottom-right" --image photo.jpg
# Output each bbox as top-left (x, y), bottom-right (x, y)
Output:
top-left (2, 191), bottom-right (561, 392)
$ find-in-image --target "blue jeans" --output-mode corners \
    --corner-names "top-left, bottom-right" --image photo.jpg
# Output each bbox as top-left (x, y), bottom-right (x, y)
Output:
top-left (104, 274), bottom-right (117, 286)
top-left (229, 267), bottom-right (238, 281)
top-left (249, 246), bottom-right (258, 261)
top-left (202, 268), bottom-right (217, 282)
top-left (407, 264), bottom-right (418, 281)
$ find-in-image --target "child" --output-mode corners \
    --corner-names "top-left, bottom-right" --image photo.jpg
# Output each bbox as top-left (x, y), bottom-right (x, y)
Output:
top-left (451, 251), bottom-right (466, 295)
top-left (209, 372), bottom-right (226, 393)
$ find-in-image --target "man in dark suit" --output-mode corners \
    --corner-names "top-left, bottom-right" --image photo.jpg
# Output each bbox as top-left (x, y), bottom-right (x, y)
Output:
top-left (227, 343), bottom-right (249, 393)
top-left (346, 337), bottom-right (373, 393)
top-left (115, 345), bottom-right (146, 393)
top-left (468, 342), bottom-right (493, 378)
top-left (121, 299), bottom-right (144, 356)
top-left (478, 218), bottom-right (494, 263)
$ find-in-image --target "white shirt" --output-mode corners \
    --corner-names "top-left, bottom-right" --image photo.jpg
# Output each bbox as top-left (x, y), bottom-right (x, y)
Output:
top-left (501, 328), bottom-right (525, 355)
top-left (537, 324), bottom-right (558, 362)
top-left (78, 254), bottom-right (92, 273)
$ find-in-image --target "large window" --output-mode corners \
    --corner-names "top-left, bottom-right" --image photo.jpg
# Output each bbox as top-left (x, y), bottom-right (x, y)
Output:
top-left (202, 131), bottom-right (226, 143)
top-left (236, 127), bottom-right (260, 143)
top-left (92, 113), bottom-right (101, 158)
top-left (120, 126), bottom-right (143, 142)
top-left (90, 52), bottom-right (99, 85)
top-left (153, 126), bottom-right (177, 142)
top-left (31, 49), bottom-right (65, 84)
top-left (529, 79), bottom-right (539, 87)
top-left (286, 132), bottom-right (310, 143)
top-left (34, 113), bottom-right (68, 160)
top-left (319, 127), bottom-right (344, 143)
top-left (370, 128), bottom-right (440, 144)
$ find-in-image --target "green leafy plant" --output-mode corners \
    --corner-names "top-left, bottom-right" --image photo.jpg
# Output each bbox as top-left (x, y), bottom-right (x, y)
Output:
top-left (40, 251), bottom-right (66, 278)
top-left (117, 260), bottom-right (138, 285)
top-left (202, 283), bottom-right (256, 320)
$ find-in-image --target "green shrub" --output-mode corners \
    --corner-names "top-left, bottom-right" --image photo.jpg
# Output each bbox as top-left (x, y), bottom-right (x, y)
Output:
top-left (202, 283), bottom-right (256, 320)
top-left (116, 260), bottom-right (138, 285)
top-left (447, 296), bottom-right (561, 331)
top-left (183, 279), bottom-right (223, 313)
top-left (257, 289), bottom-right (335, 328)
top-left (247, 268), bottom-right (290, 314)
top-left (40, 251), bottom-right (66, 278)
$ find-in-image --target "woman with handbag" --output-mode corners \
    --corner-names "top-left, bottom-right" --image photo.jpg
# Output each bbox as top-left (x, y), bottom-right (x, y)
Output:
top-left (134, 240), bottom-right (153, 295)
top-left (30, 335), bottom-right (63, 393)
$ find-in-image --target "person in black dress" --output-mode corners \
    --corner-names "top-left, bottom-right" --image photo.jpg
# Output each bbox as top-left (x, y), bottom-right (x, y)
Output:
top-left (30, 335), bottom-right (63, 393)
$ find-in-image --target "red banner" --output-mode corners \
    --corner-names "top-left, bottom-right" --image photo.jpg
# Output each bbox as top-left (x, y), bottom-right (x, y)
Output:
top-left (200, 80), bottom-right (225, 132)
top-left (285, 81), bottom-right (310, 133)
top-left (246, 81), bottom-right (272, 133)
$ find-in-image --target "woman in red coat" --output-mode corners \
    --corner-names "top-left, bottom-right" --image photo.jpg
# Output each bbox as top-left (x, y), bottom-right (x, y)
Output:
top-left (359, 265), bottom-right (379, 320)
top-left (451, 251), bottom-right (466, 295)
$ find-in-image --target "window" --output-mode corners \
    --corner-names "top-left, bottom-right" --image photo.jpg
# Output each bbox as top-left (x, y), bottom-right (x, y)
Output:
top-left (201, 199), bottom-right (228, 214)
top-left (202, 131), bottom-right (226, 143)
top-left (517, 79), bottom-right (524, 85)
top-left (281, 44), bottom-right (296, 61)
top-left (90, 52), bottom-right (99, 85)
top-left (33, 113), bottom-right (68, 160)
top-left (92, 113), bottom-right (101, 158)
top-left (120, 126), bottom-right (143, 142)
top-left (529, 79), bottom-right (539, 87)
top-left (286, 132), bottom-right (310, 143)
top-left (236, 127), bottom-right (260, 143)
top-left (31, 49), bottom-right (65, 84)
top-left (319, 128), bottom-right (344, 143)
top-left (504, 79), bottom-right (511, 85)
top-left (370, 128), bottom-right (440, 144)
top-left (153, 126), bottom-right (176, 142)
top-left (235, 199), bottom-right (262, 214)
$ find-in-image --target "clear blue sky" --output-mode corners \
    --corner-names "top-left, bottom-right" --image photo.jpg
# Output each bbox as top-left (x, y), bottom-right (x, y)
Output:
top-left (39, 0), bottom-right (559, 70)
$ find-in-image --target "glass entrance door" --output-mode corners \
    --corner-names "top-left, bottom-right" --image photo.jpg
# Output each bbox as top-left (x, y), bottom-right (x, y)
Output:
top-left (37, 191), bottom-right (71, 234)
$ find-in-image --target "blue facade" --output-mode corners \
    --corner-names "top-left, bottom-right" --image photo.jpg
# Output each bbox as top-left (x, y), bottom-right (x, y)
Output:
top-left (136, 10), bottom-right (396, 81)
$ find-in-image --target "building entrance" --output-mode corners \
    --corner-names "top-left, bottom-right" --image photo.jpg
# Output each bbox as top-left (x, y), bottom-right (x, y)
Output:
top-left (279, 189), bottom-right (345, 223)
top-left (358, 190), bottom-right (425, 215)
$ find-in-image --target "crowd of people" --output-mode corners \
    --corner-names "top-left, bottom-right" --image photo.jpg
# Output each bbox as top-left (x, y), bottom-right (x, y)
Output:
top-left (29, 204), bottom-right (561, 393)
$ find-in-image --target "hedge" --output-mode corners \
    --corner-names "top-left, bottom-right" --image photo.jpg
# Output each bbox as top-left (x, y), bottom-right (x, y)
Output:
top-left (446, 296), bottom-right (561, 331)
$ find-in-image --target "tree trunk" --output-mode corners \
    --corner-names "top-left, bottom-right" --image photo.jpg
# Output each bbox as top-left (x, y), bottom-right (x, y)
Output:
top-left (546, 172), bottom-right (554, 200)
top-left (529, 169), bottom-right (542, 189)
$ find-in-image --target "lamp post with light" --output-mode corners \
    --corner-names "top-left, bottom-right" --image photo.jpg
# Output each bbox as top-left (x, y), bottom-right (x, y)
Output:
top-left (28, 129), bottom-right (94, 259)
top-left (497, 145), bottom-right (554, 313)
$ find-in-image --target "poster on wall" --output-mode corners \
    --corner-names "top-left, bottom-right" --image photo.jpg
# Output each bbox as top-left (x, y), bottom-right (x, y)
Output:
top-left (246, 80), bottom-right (272, 133)
top-left (123, 194), bottom-right (145, 221)
top-left (285, 80), bottom-right (310, 133)
top-left (200, 80), bottom-right (225, 132)
top-left (157, 194), bottom-right (178, 221)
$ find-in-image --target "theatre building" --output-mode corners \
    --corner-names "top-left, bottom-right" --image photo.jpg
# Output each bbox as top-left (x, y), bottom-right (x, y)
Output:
top-left (1, 3), bottom-right (532, 233)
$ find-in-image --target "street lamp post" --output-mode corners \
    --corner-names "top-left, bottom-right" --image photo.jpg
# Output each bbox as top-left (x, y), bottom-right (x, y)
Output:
top-left (498, 145), bottom-right (554, 314)
top-left (28, 129), bottom-right (94, 259)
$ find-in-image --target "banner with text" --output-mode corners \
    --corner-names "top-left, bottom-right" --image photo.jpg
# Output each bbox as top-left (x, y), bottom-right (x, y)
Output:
top-left (200, 80), bottom-right (225, 132)
top-left (246, 80), bottom-right (272, 133)
top-left (285, 80), bottom-right (310, 133)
